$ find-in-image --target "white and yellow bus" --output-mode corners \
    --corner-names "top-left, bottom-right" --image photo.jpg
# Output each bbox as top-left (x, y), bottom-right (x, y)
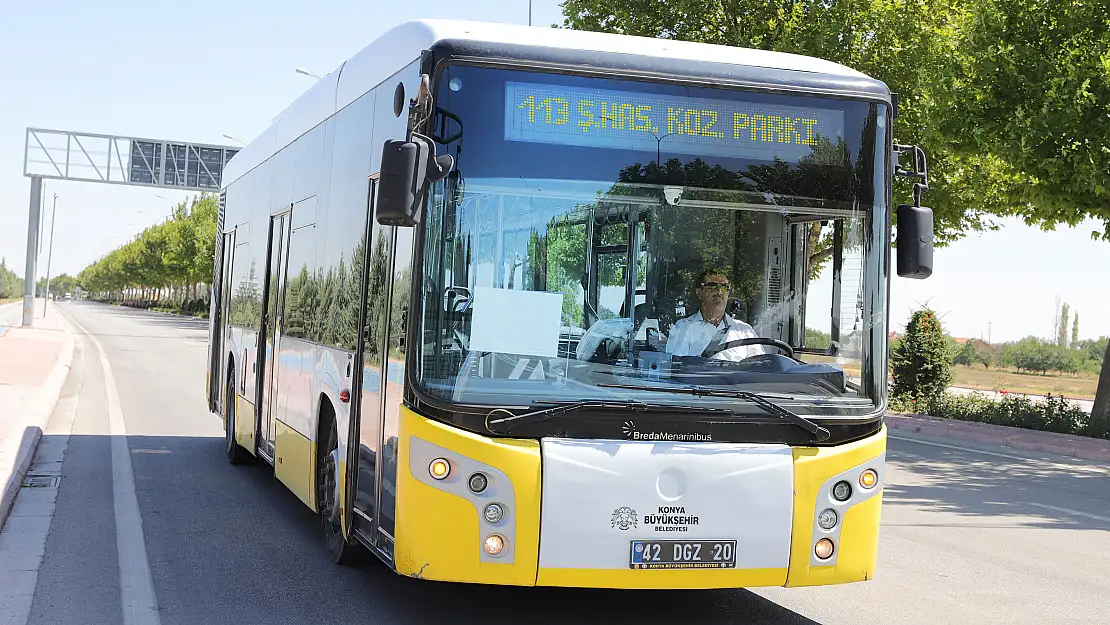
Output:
top-left (205, 19), bottom-right (933, 589)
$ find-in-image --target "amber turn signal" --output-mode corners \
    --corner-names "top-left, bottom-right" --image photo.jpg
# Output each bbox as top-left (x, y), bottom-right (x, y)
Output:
top-left (429, 458), bottom-right (450, 480)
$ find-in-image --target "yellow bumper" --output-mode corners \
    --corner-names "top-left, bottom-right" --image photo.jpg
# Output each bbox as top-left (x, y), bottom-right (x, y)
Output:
top-left (393, 405), bottom-right (885, 589)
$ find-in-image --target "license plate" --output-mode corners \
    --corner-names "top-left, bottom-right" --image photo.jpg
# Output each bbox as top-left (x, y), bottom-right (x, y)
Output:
top-left (629, 540), bottom-right (737, 569)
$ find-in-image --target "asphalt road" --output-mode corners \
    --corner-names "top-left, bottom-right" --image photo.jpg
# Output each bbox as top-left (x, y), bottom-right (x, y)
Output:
top-left (10, 302), bottom-right (1110, 624)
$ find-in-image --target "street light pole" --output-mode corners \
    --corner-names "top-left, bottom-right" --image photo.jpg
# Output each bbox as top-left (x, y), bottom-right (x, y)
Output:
top-left (529, 0), bottom-right (533, 25)
top-left (653, 130), bottom-right (678, 167)
top-left (38, 182), bottom-right (46, 260)
top-left (43, 194), bottom-right (57, 317)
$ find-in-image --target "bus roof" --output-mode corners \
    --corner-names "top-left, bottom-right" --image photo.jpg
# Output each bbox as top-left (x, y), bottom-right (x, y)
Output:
top-left (223, 19), bottom-right (880, 187)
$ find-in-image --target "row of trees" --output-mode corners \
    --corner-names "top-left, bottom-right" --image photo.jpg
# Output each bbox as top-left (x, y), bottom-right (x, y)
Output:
top-left (77, 195), bottom-right (217, 309)
top-left (36, 274), bottom-right (77, 298)
top-left (954, 336), bottom-right (1108, 375)
top-left (0, 259), bottom-right (22, 300)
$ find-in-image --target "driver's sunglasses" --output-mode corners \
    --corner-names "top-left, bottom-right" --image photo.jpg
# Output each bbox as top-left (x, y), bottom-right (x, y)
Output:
top-left (700, 282), bottom-right (730, 290)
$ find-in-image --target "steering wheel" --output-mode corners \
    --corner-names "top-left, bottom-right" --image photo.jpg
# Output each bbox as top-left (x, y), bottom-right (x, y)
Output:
top-left (702, 337), bottom-right (794, 359)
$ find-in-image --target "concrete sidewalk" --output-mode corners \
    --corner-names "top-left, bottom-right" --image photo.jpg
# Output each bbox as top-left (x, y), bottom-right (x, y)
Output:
top-left (0, 301), bottom-right (75, 528)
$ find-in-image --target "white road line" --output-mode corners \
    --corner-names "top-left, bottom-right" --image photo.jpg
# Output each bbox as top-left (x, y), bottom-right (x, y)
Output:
top-left (1027, 503), bottom-right (1110, 524)
top-left (65, 312), bottom-right (161, 625)
top-left (888, 435), bottom-right (1043, 462)
top-left (889, 434), bottom-right (1110, 474)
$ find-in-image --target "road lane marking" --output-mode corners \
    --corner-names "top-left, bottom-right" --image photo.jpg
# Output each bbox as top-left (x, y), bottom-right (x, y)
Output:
top-left (65, 312), bottom-right (161, 625)
top-left (1027, 503), bottom-right (1110, 524)
top-left (888, 435), bottom-right (1045, 462)
top-left (888, 434), bottom-right (1110, 470)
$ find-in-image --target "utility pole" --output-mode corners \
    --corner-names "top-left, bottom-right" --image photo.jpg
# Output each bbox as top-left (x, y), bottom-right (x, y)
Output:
top-left (43, 194), bottom-right (57, 317)
top-left (528, 0), bottom-right (532, 25)
top-left (22, 176), bottom-right (43, 326)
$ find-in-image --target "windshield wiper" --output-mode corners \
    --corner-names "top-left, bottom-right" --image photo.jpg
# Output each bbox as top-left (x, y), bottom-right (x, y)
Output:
top-left (597, 383), bottom-right (831, 442)
top-left (485, 399), bottom-right (731, 433)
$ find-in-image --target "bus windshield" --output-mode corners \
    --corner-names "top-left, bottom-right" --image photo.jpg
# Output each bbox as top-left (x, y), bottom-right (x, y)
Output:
top-left (416, 65), bottom-right (887, 416)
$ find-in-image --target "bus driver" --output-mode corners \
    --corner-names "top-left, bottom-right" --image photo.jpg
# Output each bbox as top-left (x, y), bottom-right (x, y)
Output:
top-left (665, 268), bottom-right (768, 361)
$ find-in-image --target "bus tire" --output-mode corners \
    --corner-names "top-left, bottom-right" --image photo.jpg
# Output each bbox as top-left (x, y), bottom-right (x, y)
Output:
top-left (317, 408), bottom-right (363, 565)
top-left (224, 373), bottom-right (250, 465)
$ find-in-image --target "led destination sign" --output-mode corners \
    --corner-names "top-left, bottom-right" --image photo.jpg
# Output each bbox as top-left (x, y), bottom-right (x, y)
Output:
top-left (504, 81), bottom-right (845, 162)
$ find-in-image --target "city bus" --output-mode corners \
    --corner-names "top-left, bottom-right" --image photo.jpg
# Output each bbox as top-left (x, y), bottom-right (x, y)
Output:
top-left (205, 18), bottom-right (933, 589)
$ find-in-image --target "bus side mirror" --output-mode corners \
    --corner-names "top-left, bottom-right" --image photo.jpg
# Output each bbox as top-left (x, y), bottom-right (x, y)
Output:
top-left (896, 204), bottom-right (933, 279)
top-left (376, 134), bottom-right (454, 227)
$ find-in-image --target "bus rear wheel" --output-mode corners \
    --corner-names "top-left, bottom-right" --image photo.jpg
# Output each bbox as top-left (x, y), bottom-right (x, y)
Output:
top-left (224, 374), bottom-right (250, 465)
top-left (317, 414), bottom-right (363, 565)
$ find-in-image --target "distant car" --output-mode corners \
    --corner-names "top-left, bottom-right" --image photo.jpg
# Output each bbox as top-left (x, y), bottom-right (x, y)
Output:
top-left (64, 293), bottom-right (73, 300)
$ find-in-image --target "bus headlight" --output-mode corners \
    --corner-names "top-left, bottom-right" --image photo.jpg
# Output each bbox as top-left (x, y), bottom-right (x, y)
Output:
top-left (484, 534), bottom-right (505, 556)
top-left (815, 538), bottom-right (835, 560)
top-left (817, 508), bottom-right (838, 530)
top-left (832, 480), bottom-right (852, 501)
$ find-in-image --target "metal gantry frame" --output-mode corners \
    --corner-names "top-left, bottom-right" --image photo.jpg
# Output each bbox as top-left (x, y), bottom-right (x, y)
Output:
top-left (24, 127), bottom-right (239, 191)
top-left (19, 127), bottom-right (242, 326)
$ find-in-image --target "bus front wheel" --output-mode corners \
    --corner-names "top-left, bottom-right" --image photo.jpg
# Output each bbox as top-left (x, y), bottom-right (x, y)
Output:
top-left (317, 412), bottom-right (363, 565)
top-left (224, 374), bottom-right (250, 465)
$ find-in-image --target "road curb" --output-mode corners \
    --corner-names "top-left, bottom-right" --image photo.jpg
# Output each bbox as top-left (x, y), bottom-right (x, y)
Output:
top-left (885, 412), bottom-right (1110, 463)
top-left (0, 304), bottom-right (76, 529)
top-left (103, 302), bottom-right (207, 322)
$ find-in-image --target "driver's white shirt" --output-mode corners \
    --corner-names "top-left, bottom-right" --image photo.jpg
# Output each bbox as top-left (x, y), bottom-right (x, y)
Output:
top-left (665, 311), bottom-right (766, 361)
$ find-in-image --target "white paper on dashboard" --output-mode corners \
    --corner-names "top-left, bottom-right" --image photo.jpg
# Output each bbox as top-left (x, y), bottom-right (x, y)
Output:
top-left (469, 287), bottom-right (563, 358)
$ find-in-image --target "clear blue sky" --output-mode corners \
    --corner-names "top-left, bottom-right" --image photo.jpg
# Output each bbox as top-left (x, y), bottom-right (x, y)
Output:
top-left (1, 0), bottom-right (1106, 342)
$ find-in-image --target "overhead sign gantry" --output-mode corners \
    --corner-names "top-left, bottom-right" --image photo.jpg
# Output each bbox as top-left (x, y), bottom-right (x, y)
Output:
top-left (19, 128), bottom-right (241, 326)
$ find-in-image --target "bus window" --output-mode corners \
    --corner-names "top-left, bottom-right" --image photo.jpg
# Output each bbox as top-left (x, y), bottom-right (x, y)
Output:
top-left (414, 64), bottom-right (885, 417)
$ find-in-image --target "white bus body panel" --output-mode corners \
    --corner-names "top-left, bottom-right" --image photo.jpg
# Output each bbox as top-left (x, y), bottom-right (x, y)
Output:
top-left (538, 439), bottom-right (794, 570)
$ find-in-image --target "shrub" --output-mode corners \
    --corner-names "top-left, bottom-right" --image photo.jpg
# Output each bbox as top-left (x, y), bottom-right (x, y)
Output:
top-left (892, 391), bottom-right (1109, 440)
top-left (890, 308), bottom-right (953, 402)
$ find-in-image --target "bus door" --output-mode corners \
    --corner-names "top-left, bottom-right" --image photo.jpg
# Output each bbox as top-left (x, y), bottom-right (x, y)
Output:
top-left (350, 179), bottom-right (393, 548)
top-left (257, 207), bottom-right (292, 460)
top-left (585, 200), bottom-right (652, 357)
top-left (216, 229), bottom-right (236, 413)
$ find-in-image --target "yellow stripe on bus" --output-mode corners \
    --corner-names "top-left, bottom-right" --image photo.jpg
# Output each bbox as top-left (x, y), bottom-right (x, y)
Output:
top-left (234, 394), bottom-right (257, 455)
top-left (274, 420), bottom-right (317, 512)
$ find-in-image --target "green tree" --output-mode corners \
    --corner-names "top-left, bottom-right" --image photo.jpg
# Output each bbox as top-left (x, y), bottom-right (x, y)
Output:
top-left (890, 307), bottom-right (954, 401)
top-left (1095, 343), bottom-right (1110, 428)
top-left (1072, 313), bottom-right (1080, 349)
top-left (951, 0), bottom-right (1110, 239)
top-left (0, 258), bottom-right (23, 299)
top-left (1058, 302), bottom-right (1070, 348)
top-left (559, 0), bottom-right (1110, 427)
top-left (954, 340), bottom-right (976, 366)
top-left (559, 0), bottom-right (1018, 246)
